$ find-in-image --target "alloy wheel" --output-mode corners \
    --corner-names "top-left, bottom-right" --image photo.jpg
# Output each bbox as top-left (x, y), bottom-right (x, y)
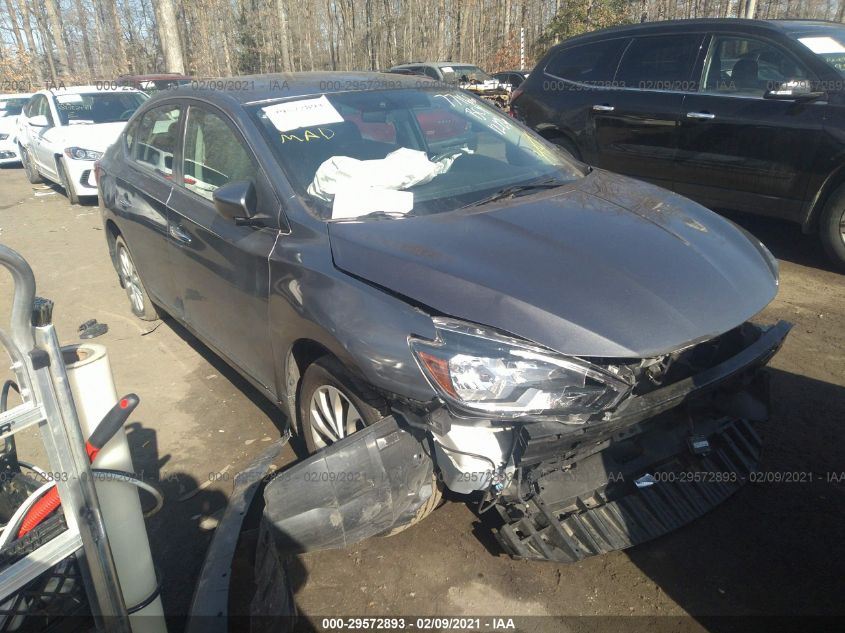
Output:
top-left (118, 246), bottom-right (145, 314)
top-left (308, 385), bottom-right (364, 449)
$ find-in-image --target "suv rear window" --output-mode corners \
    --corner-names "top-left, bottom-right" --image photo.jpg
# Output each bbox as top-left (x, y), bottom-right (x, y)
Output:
top-left (615, 35), bottom-right (701, 91)
top-left (545, 39), bottom-right (629, 85)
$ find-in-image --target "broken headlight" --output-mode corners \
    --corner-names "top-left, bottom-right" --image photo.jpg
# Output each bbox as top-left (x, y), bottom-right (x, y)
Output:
top-left (409, 318), bottom-right (631, 419)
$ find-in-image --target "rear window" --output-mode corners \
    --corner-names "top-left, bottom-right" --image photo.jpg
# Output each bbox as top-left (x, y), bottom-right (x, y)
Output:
top-left (545, 39), bottom-right (629, 85)
top-left (614, 35), bottom-right (702, 91)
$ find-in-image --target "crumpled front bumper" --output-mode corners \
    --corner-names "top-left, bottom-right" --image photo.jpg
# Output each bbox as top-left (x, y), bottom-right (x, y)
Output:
top-left (495, 320), bottom-right (791, 562)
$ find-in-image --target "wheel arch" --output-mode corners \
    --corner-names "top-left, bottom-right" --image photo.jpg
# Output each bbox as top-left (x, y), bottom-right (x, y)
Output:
top-left (104, 219), bottom-right (121, 270)
top-left (803, 163), bottom-right (845, 234)
top-left (283, 339), bottom-right (343, 434)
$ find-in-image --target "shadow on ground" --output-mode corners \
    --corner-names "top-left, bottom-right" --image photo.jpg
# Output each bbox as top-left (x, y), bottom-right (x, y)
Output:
top-left (624, 368), bottom-right (845, 628)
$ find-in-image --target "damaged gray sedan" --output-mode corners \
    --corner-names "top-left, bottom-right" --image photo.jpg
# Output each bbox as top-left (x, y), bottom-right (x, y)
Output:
top-left (97, 73), bottom-right (790, 563)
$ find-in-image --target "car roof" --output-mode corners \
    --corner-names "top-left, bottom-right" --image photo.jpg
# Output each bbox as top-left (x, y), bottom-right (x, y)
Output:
top-left (555, 18), bottom-right (841, 45)
top-left (117, 73), bottom-right (191, 81)
top-left (35, 85), bottom-right (144, 96)
top-left (392, 62), bottom-right (480, 68)
top-left (0, 93), bottom-right (32, 99)
top-left (155, 72), bottom-right (440, 105)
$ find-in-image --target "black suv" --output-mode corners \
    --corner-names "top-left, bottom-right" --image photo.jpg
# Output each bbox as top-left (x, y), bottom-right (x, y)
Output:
top-left (512, 19), bottom-right (845, 267)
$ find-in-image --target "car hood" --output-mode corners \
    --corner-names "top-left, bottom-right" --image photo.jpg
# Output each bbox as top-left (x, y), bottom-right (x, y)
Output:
top-left (327, 170), bottom-right (779, 358)
top-left (52, 122), bottom-right (127, 152)
top-left (0, 116), bottom-right (18, 134)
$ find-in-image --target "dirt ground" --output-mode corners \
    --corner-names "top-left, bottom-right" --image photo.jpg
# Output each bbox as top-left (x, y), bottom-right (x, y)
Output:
top-left (0, 164), bottom-right (843, 632)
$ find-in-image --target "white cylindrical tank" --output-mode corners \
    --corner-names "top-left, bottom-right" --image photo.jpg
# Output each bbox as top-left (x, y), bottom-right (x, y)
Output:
top-left (62, 344), bottom-right (166, 633)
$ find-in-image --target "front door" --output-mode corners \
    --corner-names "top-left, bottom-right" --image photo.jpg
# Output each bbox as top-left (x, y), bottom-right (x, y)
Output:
top-left (674, 34), bottom-right (826, 220)
top-left (167, 104), bottom-right (280, 394)
top-left (591, 34), bottom-right (706, 190)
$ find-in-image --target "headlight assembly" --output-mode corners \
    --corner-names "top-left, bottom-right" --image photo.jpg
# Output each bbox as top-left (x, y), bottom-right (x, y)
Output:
top-left (409, 318), bottom-right (631, 420)
top-left (64, 147), bottom-right (103, 161)
top-left (0, 134), bottom-right (9, 141)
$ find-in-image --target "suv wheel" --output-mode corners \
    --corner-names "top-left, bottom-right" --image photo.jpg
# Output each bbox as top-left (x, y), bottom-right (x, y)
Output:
top-left (298, 356), bottom-right (386, 454)
top-left (21, 146), bottom-right (42, 184)
top-left (57, 159), bottom-right (79, 205)
top-left (114, 235), bottom-right (160, 320)
top-left (820, 184), bottom-right (845, 271)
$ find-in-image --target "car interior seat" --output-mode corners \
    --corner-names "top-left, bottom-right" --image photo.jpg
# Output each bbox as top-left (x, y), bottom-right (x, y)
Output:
top-left (731, 58), bottom-right (763, 93)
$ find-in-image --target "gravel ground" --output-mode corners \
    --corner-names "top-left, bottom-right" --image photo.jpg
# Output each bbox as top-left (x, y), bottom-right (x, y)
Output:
top-left (0, 165), bottom-right (843, 631)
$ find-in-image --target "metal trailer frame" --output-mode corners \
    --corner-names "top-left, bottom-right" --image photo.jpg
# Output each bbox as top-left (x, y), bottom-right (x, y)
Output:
top-left (0, 243), bottom-right (131, 631)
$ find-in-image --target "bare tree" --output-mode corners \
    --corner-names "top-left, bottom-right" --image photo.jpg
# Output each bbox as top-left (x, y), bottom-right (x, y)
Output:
top-left (153, 0), bottom-right (185, 72)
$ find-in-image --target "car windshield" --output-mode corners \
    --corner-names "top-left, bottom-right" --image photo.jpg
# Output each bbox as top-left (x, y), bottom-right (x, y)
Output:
top-left (250, 87), bottom-right (583, 221)
top-left (790, 26), bottom-right (845, 77)
top-left (0, 98), bottom-right (29, 117)
top-left (53, 91), bottom-right (147, 125)
top-left (442, 65), bottom-right (495, 83)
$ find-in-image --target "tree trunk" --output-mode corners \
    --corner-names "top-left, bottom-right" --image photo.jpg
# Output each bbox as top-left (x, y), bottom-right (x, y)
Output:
top-left (153, 0), bottom-right (185, 73)
top-left (73, 0), bottom-right (94, 77)
top-left (4, 0), bottom-right (26, 56)
top-left (276, 0), bottom-right (292, 71)
top-left (42, 0), bottom-right (70, 75)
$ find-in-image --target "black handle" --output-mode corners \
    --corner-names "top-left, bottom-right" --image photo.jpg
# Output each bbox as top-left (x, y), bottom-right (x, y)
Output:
top-left (88, 393), bottom-right (139, 450)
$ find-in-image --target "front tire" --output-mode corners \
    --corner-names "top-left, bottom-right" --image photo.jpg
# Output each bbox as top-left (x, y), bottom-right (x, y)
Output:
top-left (820, 184), bottom-right (845, 271)
top-left (57, 159), bottom-right (79, 205)
top-left (114, 235), bottom-right (159, 321)
top-left (298, 356), bottom-right (386, 454)
top-left (20, 146), bottom-right (42, 184)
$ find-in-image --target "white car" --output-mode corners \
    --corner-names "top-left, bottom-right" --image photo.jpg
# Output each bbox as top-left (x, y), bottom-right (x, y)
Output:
top-left (16, 86), bottom-right (147, 202)
top-left (0, 94), bottom-right (32, 165)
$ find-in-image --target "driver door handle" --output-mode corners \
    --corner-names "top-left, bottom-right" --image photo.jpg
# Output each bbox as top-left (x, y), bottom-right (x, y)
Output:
top-left (592, 104), bottom-right (615, 112)
top-left (687, 111), bottom-right (716, 120)
top-left (169, 224), bottom-right (192, 245)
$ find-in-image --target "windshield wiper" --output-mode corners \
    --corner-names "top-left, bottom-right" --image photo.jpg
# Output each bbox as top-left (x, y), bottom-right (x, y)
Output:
top-left (461, 180), bottom-right (568, 209)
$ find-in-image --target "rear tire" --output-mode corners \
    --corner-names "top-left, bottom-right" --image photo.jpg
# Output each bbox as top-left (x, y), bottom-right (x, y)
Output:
top-left (114, 235), bottom-right (159, 321)
top-left (20, 146), bottom-right (42, 184)
top-left (298, 356), bottom-right (386, 454)
top-left (57, 159), bottom-right (79, 205)
top-left (819, 184), bottom-right (845, 271)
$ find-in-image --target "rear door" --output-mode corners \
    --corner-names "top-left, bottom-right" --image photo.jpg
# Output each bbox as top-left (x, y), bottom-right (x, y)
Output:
top-left (528, 37), bottom-right (630, 160)
top-left (167, 103), bottom-right (281, 394)
top-left (591, 33), bottom-right (706, 189)
top-left (112, 102), bottom-right (183, 311)
top-left (674, 33), bottom-right (825, 220)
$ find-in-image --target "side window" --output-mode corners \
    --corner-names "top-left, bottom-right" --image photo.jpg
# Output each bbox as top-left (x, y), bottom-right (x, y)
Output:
top-left (182, 107), bottom-right (258, 201)
top-left (702, 36), bottom-right (810, 97)
top-left (124, 120), bottom-right (137, 156)
top-left (615, 35), bottom-right (701, 91)
top-left (23, 97), bottom-right (36, 117)
top-left (131, 104), bottom-right (181, 177)
top-left (545, 38), bottom-right (629, 85)
top-left (37, 96), bottom-right (54, 126)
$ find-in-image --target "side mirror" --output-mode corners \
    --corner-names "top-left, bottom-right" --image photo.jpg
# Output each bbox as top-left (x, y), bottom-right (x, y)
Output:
top-left (28, 114), bottom-right (49, 127)
top-left (763, 79), bottom-right (824, 102)
top-left (213, 180), bottom-right (256, 221)
top-left (212, 180), bottom-right (269, 227)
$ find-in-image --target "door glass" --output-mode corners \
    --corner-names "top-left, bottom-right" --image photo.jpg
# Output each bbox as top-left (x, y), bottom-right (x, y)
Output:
top-left (702, 36), bottom-right (810, 97)
top-left (545, 38), bottom-right (629, 86)
top-left (182, 108), bottom-right (257, 201)
top-left (131, 105), bottom-right (181, 177)
top-left (38, 96), bottom-right (54, 126)
top-left (615, 35), bottom-right (700, 91)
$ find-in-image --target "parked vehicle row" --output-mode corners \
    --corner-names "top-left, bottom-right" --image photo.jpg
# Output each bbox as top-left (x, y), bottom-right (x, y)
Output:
top-left (96, 72), bottom-right (788, 562)
top-left (15, 86), bottom-right (147, 203)
top-left (511, 18), bottom-right (845, 267)
top-left (0, 94), bottom-right (32, 165)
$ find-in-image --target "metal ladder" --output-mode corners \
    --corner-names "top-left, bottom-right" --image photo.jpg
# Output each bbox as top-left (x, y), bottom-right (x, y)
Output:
top-left (0, 243), bottom-right (131, 631)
